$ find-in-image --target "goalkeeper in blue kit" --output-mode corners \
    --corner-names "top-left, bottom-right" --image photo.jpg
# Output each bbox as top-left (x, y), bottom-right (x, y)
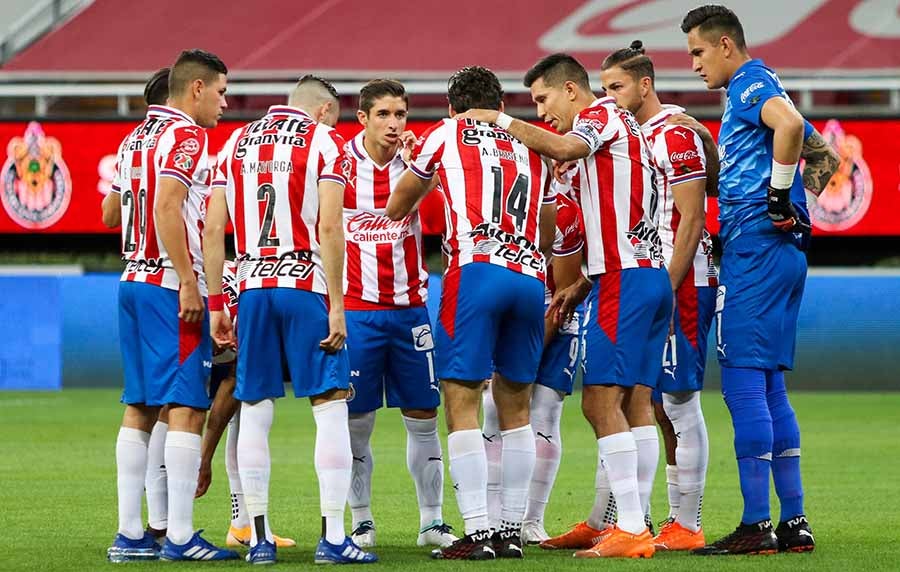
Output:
top-left (678, 5), bottom-right (839, 556)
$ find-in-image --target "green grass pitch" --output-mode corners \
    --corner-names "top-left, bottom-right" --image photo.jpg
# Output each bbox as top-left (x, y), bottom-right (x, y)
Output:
top-left (2, 390), bottom-right (899, 571)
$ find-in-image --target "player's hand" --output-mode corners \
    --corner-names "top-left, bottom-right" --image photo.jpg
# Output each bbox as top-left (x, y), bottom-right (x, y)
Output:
top-left (455, 109), bottom-right (500, 125)
top-left (767, 185), bottom-right (812, 233)
top-left (195, 459), bottom-right (212, 498)
top-left (553, 160), bottom-right (577, 184)
top-left (547, 276), bottom-right (592, 324)
top-left (320, 308), bottom-right (347, 353)
top-left (211, 310), bottom-right (235, 349)
top-left (399, 130), bottom-right (417, 163)
top-left (666, 113), bottom-right (707, 136)
top-left (178, 281), bottom-right (204, 323)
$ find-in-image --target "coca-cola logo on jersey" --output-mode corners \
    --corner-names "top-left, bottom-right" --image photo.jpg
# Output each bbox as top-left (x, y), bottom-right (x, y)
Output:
top-left (346, 211), bottom-right (412, 243)
top-left (670, 149), bottom-right (699, 164)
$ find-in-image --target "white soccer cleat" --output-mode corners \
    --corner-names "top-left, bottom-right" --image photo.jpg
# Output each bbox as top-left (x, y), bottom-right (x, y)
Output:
top-left (521, 520), bottom-right (551, 545)
top-left (417, 520), bottom-right (458, 547)
top-left (350, 520), bottom-right (376, 548)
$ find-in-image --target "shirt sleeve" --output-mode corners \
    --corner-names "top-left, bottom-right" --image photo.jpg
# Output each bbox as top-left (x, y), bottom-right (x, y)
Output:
top-left (317, 128), bottom-right (349, 187)
top-left (159, 124), bottom-right (207, 188)
top-left (567, 105), bottom-right (617, 154)
top-left (408, 120), bottom-right (447, 179)
top-left (661, 125), bottom-right (707, 187)
top-left (729, 71), bottom-right (785, 127)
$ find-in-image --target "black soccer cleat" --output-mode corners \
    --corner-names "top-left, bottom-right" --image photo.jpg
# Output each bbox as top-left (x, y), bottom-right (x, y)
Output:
top-left (491, 528), bottom-right (524, 559)
top-left (430, 529), bottom-right (496, 560)
top-left (775, 515), bottom-right (815, 553)
top-left (693, 519), bottom-right (778, 556)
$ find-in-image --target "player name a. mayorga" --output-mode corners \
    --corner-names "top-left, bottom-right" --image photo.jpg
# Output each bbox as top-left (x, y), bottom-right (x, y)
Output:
top-left (241, 160), bottom-right (295, 175)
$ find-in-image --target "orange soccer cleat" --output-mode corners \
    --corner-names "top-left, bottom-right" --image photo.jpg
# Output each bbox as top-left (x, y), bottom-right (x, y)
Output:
top-left (539, 521), bottom-right (611, 550)
top-left (226, 525), bottom-right (297, 548)
top-left (573, 526), bottom-right (655, 559)
top-left (653, 520), bottom-right (705, 551)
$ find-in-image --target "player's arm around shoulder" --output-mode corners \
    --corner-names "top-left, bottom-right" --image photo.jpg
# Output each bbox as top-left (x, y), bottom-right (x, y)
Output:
top-left (800, 127), bottom-right (840, 196)
top-left (455, 108), bottom-right (591, 162)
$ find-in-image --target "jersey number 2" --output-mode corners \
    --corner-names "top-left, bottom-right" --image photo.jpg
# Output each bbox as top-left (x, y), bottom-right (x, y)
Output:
top-left (257, 183), bottom-right (280, 247)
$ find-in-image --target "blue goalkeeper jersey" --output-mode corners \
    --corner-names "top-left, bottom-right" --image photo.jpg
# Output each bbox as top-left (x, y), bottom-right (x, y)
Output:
top-left (718, 59), bottom-right (813, 244)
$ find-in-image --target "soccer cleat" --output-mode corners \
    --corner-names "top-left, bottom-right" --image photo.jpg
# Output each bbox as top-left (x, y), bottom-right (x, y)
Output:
top-left (491, 528), bottom-right (524, 558)
top-left (314, 536), bottom-right (378, 564)
top-left (350, 520), bottom-right (376, 548)
top-left (246, 539), bottom-right (277, 565)
top-left (775, 515), bottom-right (815, 553)
top-left (226, 525), bottom-right (297, 548)
top-left (539, 521), bottom-right (611, 550)
top-left (693, 520), bottom-right (778, 556)
top-left (521, 520), bottom-right (550, 545)
top-left (417, 520), bottom-right (458, 547)
top-left (430, 529), bottom-right (496, 560)
top-left (145, 525), bottom-right (167, 547)
top-left (653, 520), bottom-right (705, 551)
top-left (160, 530), bottom-right (240, 561)
top-left (574, 526), bottom-right (655, 559)
top-left (107, 532), bottom-right (161, 563)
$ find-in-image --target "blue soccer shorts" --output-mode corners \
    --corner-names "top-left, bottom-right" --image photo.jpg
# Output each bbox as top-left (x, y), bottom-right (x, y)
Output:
top-left (536, 305), bottom-right (582, 395)
top-left (653, 283), bottom-right (716, 402)
top-left (345, 305), bottom-right (441, 414)
top-left (583, 267), bottom-right (672, 389)
top-left (118, 281), bottom-right (212, 409)
top-left (234, 288), bottom-right (349, 402)
top-left (435, 263), bottom-right (544, 383)
top-left (716, 227), bottom-right (807, 371)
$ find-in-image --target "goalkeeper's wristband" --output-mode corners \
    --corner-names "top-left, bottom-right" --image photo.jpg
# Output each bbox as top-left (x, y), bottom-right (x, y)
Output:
top-left (770, 159), bottom-right (798, 189)
top-left (208, 293), bottom-right (225, 311)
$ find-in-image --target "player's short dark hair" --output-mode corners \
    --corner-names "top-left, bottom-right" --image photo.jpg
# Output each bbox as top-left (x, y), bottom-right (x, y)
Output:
top-left (168, 49), bottom-right (228, 97)
top-left (143, 67), bottom-right (170, 106)
top-left (680, 4), bottom-right (746, 50)
top-left (601, 40), bottom-right (655, 86)
top-left (359, 79), bottom-right (408, 114)
top-left (524, 53), bottom-right (591, 91)
top-left (447, 66), bottom-right (503, 113)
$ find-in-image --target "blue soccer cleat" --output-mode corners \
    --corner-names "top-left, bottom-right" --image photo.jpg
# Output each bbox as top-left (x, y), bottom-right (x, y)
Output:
top-left (314, 536), bottom-right (378, 564)
top-left (246, 539), bottom-right (277, 565)
top-left (160, 530), bottom-right (240, 561)
top-left (107, 532), bottom-right (161, 563)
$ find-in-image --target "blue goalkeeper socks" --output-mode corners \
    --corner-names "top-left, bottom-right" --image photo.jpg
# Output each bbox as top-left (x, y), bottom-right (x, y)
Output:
top-left (721, 366), bottom-right (772, 525)
top-left (766, 370), bottom-right (805, 522)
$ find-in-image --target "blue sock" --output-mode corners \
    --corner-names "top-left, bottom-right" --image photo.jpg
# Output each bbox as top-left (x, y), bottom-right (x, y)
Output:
top-left (721, 366), bottom-right (772, 525)
top-left (766, 370), bottom-right (805, 522)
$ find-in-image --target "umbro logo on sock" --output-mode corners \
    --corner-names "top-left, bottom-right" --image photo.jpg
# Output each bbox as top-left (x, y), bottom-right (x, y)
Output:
top-left (452, 483), bottom-right (459, 490)
top-left (675, 432), bottom-right (682, 439)
top-left (536, 432), bottom-right (553, 443)
top-left (428, 456), bottom-right (442, 462)
top-left (353, 456), bottom-right (367, 463)
top-left (482, 433), bottom-right (496, 442)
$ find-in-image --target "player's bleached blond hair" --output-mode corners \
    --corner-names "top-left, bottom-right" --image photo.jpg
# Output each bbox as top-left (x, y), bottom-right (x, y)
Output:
top-left (289, 74), bottom-right (339, 109)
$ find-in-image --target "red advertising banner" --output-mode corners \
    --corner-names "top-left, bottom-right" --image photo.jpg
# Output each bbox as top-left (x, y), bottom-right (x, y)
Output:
top-left (1, 118), bottom-right (897, 236)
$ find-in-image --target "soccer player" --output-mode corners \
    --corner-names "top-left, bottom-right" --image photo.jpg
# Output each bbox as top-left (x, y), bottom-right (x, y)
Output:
top-left (459, 54), bottom-right (671, 559)
top-left (600, 40), bottom-right (719, 551)
top-left (106, 49), bottom-right (237, 563)
top-left (482, 188), bottom-right (585, 544)
top-left (680, 5), bottom-right (839, 555)
top-left (203, 75), bottom-right (376, 565)
top-left (342, 79), bottom-right (456, 549)
top-left (386, 66), bottom-right (557, 560)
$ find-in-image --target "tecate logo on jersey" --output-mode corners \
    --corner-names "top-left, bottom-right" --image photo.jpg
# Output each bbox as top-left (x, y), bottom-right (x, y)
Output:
top-left (241, 252), bottom-right (315, 280)
top-left (345, 211), bottom-right (411, 243)
top-left (670, 149), bottom-right (699, 163)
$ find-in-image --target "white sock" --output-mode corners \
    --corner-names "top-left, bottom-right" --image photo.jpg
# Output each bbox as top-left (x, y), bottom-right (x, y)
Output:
top-left (481, 389), bottom-right (502, 530)
top-left (116, 427), bottom-right (150, 540)
top-left (586, 446), bottom-right (616, 530)
top-left (499, 424), bottom-right (536, 530)
top-left (665, 465), bottom-right (680, 520)
top-left (598, 432), bottom-right (644, 535)
top-left (348, 411), bottom-right (376, 527)
top-left (403, 415), bottom-right (444, 528)
top-left (225, 414), bottom-right (249, 529)
top-left (632, 425), bottom-right (659, 519)
top-left (313, 399), bottom-right (352, 545)
top-left (164, 430), bottom-right (201, 545)
top-left (145, 421), bottom-right (168, 530)
top-left (664, 392), bottom-right (708, 532)
top-left (448, 429), bottom-right (489, 535)
top-left (524, 385), bottom-right (564, 523)
top-left (238, 399), bottom-right (274, 546)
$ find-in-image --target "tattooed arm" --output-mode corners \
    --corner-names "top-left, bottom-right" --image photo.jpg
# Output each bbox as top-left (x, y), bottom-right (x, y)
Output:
top-left (801, 128), bottom-right (840, 196)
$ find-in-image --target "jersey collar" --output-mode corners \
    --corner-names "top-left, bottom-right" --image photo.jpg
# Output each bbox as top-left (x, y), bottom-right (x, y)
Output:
top-left (267, 105), bottom-right (312, 118)
top-left (147, 105), bottom-right (194, 123)
top-left (350, 130), bottom-right (403, 170)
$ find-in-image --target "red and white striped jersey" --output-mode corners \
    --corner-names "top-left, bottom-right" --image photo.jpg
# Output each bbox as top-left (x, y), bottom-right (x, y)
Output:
top-left (409, 118), bottom-right (554, 281)
top-left (545, 192), bottom-right (585, 304)
top-left (111, 105), bottom-right (211, 294)
top-left (213, 105), bottom-right (349, 293)
top-left (568, 97), bottom-right (663, 276)
top-left (641, 106), bottom-right (718, 287)
top-left (343, 131), bottom-right (428, 309)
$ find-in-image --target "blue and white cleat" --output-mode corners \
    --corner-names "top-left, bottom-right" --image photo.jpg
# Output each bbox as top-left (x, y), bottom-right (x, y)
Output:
top-left (107, 532), bottom-right (161, 563)
top-left (246, 539), bottom-right (277, 565)
top-left (160, 530), bottom-right (239, 561)
top-left (314, 536), bottom-right (378, 564)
